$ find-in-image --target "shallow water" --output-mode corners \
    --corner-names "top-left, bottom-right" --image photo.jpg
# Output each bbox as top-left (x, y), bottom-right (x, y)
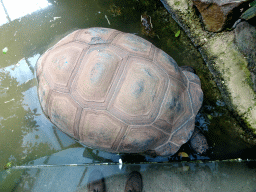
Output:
top-left (0, 0), bottom-right (255, 176)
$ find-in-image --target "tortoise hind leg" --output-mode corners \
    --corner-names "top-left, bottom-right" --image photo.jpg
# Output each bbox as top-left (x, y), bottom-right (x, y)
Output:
top-left (189, 127), bottom-right (209, 154)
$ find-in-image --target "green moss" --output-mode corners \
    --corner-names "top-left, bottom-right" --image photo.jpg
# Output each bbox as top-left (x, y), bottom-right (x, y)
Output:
top-left (230, 49), bottom-right (254, 91)
top-left (174, 1), bottom-right (180, 6)
top-left (243, 114), bottom-right (255, 133)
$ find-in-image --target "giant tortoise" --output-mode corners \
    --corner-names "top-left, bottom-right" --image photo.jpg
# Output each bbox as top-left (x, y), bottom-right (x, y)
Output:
top-left (36, 27), bottom-right (208, 156)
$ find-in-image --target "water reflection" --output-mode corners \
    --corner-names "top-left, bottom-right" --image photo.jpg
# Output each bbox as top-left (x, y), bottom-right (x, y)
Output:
top-left (0, 49), bottom-right (84, 172)
top-left (0, 0), bottom-right (51, 26)
top-left (0, 60), bottom-right (53, 171)
top-left (0, 2), bottom-right (8, 26)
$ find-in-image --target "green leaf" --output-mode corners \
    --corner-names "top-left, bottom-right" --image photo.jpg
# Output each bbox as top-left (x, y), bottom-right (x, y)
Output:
top-left (4, 162), bottom-right (12, 170)
top-left (241, 3), bottom-right (256, 20)
top-left (2, 47), bottom-right (8, 54)
top-left (207, 114), bottom-right (213, 120)
top-left (250, 0), bottom-right (256, 7)
top-left (175, 30), bottom-right (180, 37)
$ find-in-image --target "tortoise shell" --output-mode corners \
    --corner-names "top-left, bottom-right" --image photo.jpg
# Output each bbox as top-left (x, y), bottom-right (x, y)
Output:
top-left (36, 27), bottom-right (203, 156)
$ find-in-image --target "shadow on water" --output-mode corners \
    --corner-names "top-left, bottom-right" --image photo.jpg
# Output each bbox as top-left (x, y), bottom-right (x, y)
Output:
top-left (0, 0), bottom-right (255, 177)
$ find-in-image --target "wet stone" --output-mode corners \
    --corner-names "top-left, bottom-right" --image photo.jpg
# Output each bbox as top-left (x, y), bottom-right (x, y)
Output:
top-left (193, 0), bottom-right (246, 32)
top-left (235, 21), bottom-right (256, 92)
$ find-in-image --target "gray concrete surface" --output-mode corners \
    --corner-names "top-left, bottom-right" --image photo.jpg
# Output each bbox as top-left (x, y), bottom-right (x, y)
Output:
top-left (1, 148), bottom-right (256, 192)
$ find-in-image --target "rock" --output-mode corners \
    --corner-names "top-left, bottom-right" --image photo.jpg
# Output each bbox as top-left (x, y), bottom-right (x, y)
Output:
top-left (234, 21), bottom-right (256, 92)
top-left (193, 0), bottom-right (247, 32)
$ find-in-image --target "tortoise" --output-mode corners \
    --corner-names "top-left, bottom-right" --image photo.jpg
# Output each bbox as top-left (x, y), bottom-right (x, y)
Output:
top-left (36, 27), bottom-right (208, 157)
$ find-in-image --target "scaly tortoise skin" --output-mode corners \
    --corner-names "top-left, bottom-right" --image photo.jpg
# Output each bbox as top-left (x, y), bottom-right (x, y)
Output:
top-left (36, 27), bottom-right (204, 156)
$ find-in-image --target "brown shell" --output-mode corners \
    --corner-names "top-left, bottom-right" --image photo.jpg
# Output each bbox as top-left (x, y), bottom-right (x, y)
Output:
top-left (36, 27), bottom-right (203, 156)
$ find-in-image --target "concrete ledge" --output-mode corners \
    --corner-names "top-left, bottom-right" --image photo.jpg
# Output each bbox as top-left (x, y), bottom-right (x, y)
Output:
top-left (161, 0), bottom-right (256, 141)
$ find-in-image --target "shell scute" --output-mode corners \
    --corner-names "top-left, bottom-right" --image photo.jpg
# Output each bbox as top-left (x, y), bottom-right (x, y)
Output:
top-left (118, 125), bottom-right (169, 153)
top-left (156, 77), bottom-right (186, 127)
top-left (37, 74), bottom-right (50, 116)
top-left (43, 42), bottom-right (86, 91)
top-left (49, 91), bottom-right (82, 138)
top-left (155, 49), bottom-right (187, 85)
top-left (108, 56), bottom-right (168, 125)
top-left (170, 118), bottom-right (195, 146)
top-left (71, 46), bottom-right (122, 106)
top-left (113, 33), bottom-right (152, 56)
top-left (171, 90), bottom-right (193, 133)
top-left (154, 142), bottom-right (180, 156)
top-left (79, 109), bottom-right (128, 151)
